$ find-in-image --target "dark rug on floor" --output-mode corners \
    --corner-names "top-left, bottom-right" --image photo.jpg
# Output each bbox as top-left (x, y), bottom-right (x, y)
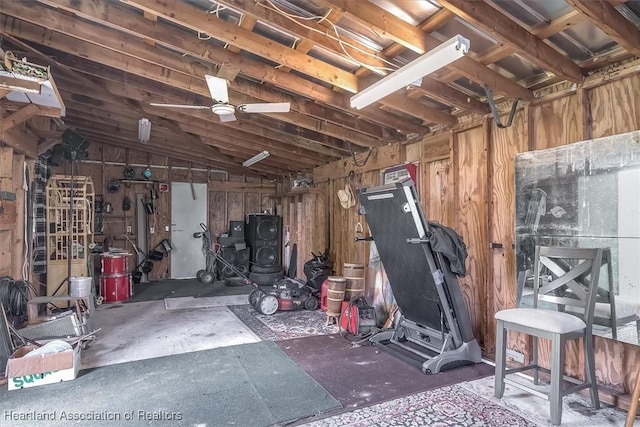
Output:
top-left (228, 304), bottom-right (336, 341)
top-left (127, 278), bottom-right (251, 302)
top-left (276, 334), bottom-right (494, 413)
top-left (301, 383), bottom-right (537, 427)
top-left (1, 341), bottom-right (341, 427)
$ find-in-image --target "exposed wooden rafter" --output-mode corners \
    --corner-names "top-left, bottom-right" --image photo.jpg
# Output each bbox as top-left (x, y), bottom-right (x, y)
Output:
top-left (438, 0), bottom-right (584, 83)
top-left (565, 0), bottom-right (640, 58)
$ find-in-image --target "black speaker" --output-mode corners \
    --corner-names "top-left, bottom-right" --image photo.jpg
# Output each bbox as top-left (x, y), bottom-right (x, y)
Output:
top-left (229, 221), bottom-right (245, 238)
top-left (245, 214), bottom-right (282, 266)
top-left (219, 247), bottom-right (249, 278)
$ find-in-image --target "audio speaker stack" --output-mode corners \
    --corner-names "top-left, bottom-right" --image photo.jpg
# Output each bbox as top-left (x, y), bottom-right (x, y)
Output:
top-left (245, 214), bottom-right (284, 286)
top-left (218, 220), bottom-right (249, 278)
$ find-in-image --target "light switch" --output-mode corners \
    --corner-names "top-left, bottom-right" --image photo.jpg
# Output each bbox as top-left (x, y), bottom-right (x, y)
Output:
top-left (150, 227), bottom-right (155, 234)
top-left (165, 225), bottom-right (170, 232)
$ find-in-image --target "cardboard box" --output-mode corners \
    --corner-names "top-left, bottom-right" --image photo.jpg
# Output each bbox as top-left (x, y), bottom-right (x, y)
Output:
top-left (6, 344), bottom-right (81, 391)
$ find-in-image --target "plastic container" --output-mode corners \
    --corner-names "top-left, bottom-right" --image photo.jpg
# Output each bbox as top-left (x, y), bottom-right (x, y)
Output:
top-left (320, 279), bottom-right (328, 312)
top-left (69, 276), bottom-right (93, 297)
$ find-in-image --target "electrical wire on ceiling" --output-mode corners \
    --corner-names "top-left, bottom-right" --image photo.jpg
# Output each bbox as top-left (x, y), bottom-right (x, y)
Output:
top-left (259, 0), bottom-right (398, 74)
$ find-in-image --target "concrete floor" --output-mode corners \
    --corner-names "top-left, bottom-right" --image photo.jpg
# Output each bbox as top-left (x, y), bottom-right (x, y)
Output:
top-left (82, 295), bottom-right (260, 369)
top-left (79, 292), bottom-right (631, 426)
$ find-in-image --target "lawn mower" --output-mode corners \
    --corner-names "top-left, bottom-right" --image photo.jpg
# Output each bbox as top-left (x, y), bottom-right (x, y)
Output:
top-left (193, 224), bottom-right (319, 315)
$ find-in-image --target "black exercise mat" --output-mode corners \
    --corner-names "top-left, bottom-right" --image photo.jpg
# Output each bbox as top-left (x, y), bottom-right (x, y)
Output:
top-left (127, 278), bottom-right (251, 302)
top-left (277, 334), bottom-right (494, 413)
top-left (1, 341), bottom-right (341, 427)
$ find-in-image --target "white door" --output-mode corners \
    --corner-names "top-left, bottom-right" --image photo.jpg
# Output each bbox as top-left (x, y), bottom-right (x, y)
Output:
top-left (170, 182), bottom-right (208, 278)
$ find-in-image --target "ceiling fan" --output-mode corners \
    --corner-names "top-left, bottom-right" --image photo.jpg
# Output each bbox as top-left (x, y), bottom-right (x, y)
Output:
top-left (150, 74), bottom-right (290, 122)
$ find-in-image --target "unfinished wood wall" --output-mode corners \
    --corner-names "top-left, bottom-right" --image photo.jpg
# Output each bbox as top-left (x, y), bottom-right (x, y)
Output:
top-left (54, 142), bottom-right (274, 280)
top-left (312, 72), bottom-right (640, 401)
top-left (0, 147), bottom-right (31, 281)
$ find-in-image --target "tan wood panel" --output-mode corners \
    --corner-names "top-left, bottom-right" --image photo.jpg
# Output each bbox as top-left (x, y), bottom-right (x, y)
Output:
top-left (532, 94), bottom-right (581, 149)
top-left (453, 126), bottom-right (488, 348)
top-left (590, 74), bottom-right (640, 138)
top-left (488, 110), bottom-right (528, 360)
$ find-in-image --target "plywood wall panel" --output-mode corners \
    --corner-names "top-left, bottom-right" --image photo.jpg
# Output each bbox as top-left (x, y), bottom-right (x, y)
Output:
top-left (425, 159), bottom-right (452, 226)
top-left (532, 94), bottom-right (581, 149)
top-left (590, 74), bottom-right (640, 138)
top-left (128, 149), bottom-right (148, 165)
top-left (103, 147), bottom-right (126, 163)
top-left (244, 176), bottom-right (261, 215)
top-left (488, 111), bottom-right (528, 358)
top-left (227, 174), bottom-right (245, 222)
top-left (453, 126), bottom-right (487, 346)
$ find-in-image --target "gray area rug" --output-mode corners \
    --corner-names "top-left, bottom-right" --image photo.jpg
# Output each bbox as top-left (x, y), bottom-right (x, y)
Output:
top-left (1, 341), bottom-right (341, 427)
top-left (228, 304), bottom-right (337, 341)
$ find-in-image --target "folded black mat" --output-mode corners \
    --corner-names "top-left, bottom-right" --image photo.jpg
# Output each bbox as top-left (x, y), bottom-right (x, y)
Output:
top-left (2, 341), bottom-right (341, 427)
top-left (277, 334), bottom-right (494, 412)
top-left (127, 278), bottom-right (251, 302)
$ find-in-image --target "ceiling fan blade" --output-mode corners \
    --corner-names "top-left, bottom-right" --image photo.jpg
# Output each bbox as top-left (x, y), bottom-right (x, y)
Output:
top-left (150, 103), bottom-right (211, 110)
top-left (219, 113), bottom-right (237, 123)
top-left (237, 103), bottom-right (290, 113)
top-left (204, 74), bottom-right (229, 104)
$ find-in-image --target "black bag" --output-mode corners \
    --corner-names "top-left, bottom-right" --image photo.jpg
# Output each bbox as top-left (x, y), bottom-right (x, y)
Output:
top-left (303, 249), bottom-right (333, 291)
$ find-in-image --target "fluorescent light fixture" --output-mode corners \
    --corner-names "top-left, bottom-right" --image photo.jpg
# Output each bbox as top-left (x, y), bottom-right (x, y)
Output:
top-left (350, 34), bottom-right (470, 110)
top-left (243, 150), bottom-right (270, 167)
top-left (138, 118), bottom-right (151, 143)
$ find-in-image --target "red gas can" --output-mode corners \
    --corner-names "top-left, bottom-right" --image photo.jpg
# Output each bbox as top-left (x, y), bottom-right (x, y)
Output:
top-left (320, 279), bottom-right (329, 312)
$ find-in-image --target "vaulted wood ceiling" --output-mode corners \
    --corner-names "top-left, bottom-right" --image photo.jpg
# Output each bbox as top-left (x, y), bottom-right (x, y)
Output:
top-left (1, 0), bottom-right (639, 177)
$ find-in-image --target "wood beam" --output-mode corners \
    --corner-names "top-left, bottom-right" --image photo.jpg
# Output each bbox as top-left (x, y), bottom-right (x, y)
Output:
top-left (61, 99), bottom-right (333, 165)
top-left (0, 108), bottom-right (39, 158)
top-left (438, 0), bottom-right (583, 83)
top-left (217, 0), bottom-right (387, 72)
top-left (120, 0), bottom-right (359, 93)
top-left (0, 75), bottom-right (41, 94)
top-left (52, 64), bottom-right (352, 157)
top-left (438, 9), bottom-right (584, 83)
top-left (412, 77), bottom-right (490, 115)
top-left (0, 15), bottom-right (381, 148)
top-left (0, 103), bottom-right (42, 132)
top-left (317, 0), bottom-right (534, 101)
top-left (374, 9), bottom-right (455, 68)
top-left (215, 0), bottom-right (458, 125)
top-left (38, 0), bottom-right (425, 135)
top-left (565, 0), bottom-right (640, 58)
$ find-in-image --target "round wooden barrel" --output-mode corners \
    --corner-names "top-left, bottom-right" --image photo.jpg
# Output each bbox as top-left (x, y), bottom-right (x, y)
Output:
top-left (343, 263), bottom-right (365, 301)
top-left (326, 276), bottom-right (346, 315)
top-left (343, 263), bottom-right (365, 278)
top-left (345, 277), bottom-right (365, 301)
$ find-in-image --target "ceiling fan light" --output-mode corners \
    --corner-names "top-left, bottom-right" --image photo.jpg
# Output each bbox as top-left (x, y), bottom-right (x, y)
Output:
top-left (211, 104), bottom-right (236, 116)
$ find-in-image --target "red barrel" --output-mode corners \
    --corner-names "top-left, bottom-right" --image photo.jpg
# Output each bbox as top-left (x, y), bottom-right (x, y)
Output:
top-left (100, 274), bottom-right (131, 303)
top-left (101, 253), bottom-right (128, 276)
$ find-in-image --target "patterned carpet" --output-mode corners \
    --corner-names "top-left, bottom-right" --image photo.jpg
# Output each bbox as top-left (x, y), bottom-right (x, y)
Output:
top-left (301, 383), bottom-right (537, 427)
top-left (300, 375), bottom-right (629, 427)
top-left (227, 304), bottom-right (337, 341)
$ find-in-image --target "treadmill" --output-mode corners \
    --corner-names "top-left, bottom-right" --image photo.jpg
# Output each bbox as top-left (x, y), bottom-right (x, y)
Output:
top-left (357, 179), bottom-right (482, 374)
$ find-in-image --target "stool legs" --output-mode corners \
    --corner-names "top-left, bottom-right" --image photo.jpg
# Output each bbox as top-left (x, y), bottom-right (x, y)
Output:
top-left (626, 364), bottom-right (640, 427)
top-left (584, 333), bottom-right (600, 409)
top-left (550, 334), bottom-right (565, 425)
top-left (495, 320), bottom-right (506, 399)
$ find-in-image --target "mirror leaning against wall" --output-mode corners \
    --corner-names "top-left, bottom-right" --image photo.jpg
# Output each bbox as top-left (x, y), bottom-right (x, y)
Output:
top-left (515, 130), bottom-right (640, 346)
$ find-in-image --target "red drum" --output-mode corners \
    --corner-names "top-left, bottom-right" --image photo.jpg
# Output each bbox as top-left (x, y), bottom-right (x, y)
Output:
top-left (100, 274), bottom-right (131, 303)
top-left (101, 253), bottom-right (129, 276)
